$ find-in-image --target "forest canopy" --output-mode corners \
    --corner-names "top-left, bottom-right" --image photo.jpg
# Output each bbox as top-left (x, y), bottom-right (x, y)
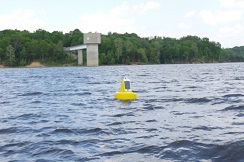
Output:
top-left (0, 29), bottom-right (243, 67)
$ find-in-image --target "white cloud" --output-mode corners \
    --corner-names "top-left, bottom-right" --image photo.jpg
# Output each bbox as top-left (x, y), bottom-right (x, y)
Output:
top-left (200, 9), bottom-right (243, 25)
top-left (110, 1), bottom-right (130, 17)
top-left (178, 23), bottom-right (191, 29)
top-left (78, 11), bottom-right (135, 34)
top-left (133, 1), bottom-right (161, 15)
top-left (217, 24), bottom-right (244, 47)
top-left (196, 0), bottom-right (244, 47)
top-left (219, 24), bottom-right (243, 36)
top-left (185, 10), bottom-right (197, 18)
top-left (0, 9), bottom-right (48, 31)
top-left (77, 1), bottom-right (161, 34)
top-left (219, 0), bottom-right (244, 8)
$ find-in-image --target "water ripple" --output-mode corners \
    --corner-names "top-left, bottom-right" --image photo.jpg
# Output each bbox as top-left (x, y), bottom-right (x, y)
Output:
top-left (0, 64), bottom-right (243, 161)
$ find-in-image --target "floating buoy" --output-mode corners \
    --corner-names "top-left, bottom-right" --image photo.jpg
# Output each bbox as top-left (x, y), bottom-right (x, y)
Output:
top-left (114, 77), bottom-right (137, 100)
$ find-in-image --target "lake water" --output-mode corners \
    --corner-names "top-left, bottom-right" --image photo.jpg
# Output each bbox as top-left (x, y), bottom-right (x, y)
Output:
top-left (0, 63), bottom-right (243, 162)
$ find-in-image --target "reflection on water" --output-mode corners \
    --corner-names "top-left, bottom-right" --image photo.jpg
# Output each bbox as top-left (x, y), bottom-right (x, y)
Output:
top-left (120, 101), bottom-right (132, 106)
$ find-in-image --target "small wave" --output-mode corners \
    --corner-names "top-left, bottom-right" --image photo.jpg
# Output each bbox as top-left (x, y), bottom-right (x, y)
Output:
top-left (110, 128), bottom-right (135, 135)
top-left (111, 112), bottom-right (135, 117)
top-left (133, 89), bottom-right (147, 93)
top-left (186, 86), bottom-right (200, 89)
top-left (172, 111), bottom-right (195, 116)
top-left (185, 97), bottom-right (211, 104)
top-left (146, 98), bottom-right (184, 103)
top-left (20, 92), bottom-right (43, 96)
top-left (71, 103), bottom-right (86, 106)
top-left (136, 145), bottom-right (165, 154)
top-left (104, 81), bottom-right (116, 84)
top-left (16, 113), bottom-right (41, 120)
top-left (234, 77), bottom-right (244, 80)
top-left (144, 99), bottom-right (160, 103)
top-left (32, 147), bottom-right (74, 157)
top-left (222, 105), bottom-right (244, 111)
top-left (137, 74), bottom-right (149, 77)
top-left (148, 81), bottom-right (162, 84)
top-left (223, 131), bottom-right (244, 135)
top-left (95, 139), bottom-right (244, 161)
top-left (134, 140), bottom-right (244, 161)
top-left (53, 128), bottom-right (105, 135)
top-left (107, 122), bottom-right (123, 126)
top-left (31, 159), bottom-right (57, 162)
top-left (236, 113), bottom-right (244, 117)
top-left (0, 101), bottom-right (10, 104)
top-left (76, 92), bottom-right (92, 95)
top-left (56, 139), bottom-right (80, 146)
top-left (223, 94), bottom-right (244, 98)
top-left (145, 119), bottom-right (157, 123)
top-left (192, 126), bottom-right (222, 131)
top-left (0, 127), bottom-right (17, 134)
top-left (31, 100), bottom-right (42, 104)
top-left (189, 115), bottom-right (204, 119)
top-left (154, 86), bottom-right (167, 92)
top-left (207, 140), bottom-right (244, 161)
top-left (100, 150), bottom-right (123, 157)
top-left (1, 141), bottom-right (28, 150)
top-left (145, 128), bottom-right (158, 132)
top-left (232, 122), bottom-right (244, 125)
top-left (87, 82), bottom-right (102, 85)
top-left (53, 128), bottom-right (74, 133)
top-left (142, 104), bottom-right (156, 111)
top-left (81, 128), bottom-right (106, 134)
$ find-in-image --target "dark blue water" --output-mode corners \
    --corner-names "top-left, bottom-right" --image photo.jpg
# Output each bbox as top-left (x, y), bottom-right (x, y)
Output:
top-left (0, 63), bottom-right (243, 162)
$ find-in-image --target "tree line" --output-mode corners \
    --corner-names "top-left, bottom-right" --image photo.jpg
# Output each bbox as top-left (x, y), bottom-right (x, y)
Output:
top-left (0, 29), bottom-right (243, 66)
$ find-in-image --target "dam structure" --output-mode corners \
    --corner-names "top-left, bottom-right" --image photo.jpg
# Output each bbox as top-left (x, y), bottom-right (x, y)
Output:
top-left (64, 33), bottom-right (101, 66)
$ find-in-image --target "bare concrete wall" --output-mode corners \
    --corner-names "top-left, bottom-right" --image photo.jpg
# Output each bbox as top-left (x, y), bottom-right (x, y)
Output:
top-left (84, 33), bottom-right (101, 44)
top-left (78, 50), bottom-right (83, 65)
top-left (86, 44), bottom-right (99, 66)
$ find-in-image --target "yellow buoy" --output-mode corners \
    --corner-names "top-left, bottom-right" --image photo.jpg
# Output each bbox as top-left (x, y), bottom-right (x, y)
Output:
top-left (114, 77), bottom-right (137, 100)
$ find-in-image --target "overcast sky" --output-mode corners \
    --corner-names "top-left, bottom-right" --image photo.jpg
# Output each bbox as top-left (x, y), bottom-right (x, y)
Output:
top-left (0, 0), bottom-right (243, 48)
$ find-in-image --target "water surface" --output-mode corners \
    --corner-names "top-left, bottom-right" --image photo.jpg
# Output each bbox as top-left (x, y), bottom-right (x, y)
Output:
top-left (0, 63), bottom-right (243, 161)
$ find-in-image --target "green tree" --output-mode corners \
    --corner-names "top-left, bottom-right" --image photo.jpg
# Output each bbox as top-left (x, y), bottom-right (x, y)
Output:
top-left (99, 53), bottom-right (106, 65)
top-left (114, 38), bottom-right (124, 64)
top-left (5, 45), bottom-right (15, 66)
top-left (54, 40), bottom-right (65, 62)
top-left (137, 48), bottom-right (148, 63)
top-left (39, 40), bottom-right (50, 61)
top-left (19, 47), bottom-right (27, 66)
top-left (0, 47), bottom-right (4, 64)
top-left (124, 40), bottom-right (134, 64)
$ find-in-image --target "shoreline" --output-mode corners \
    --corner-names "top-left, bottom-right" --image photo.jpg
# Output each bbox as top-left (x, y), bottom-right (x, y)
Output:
top-left (0, 62), bottom-right (44, 68)
top-left (0, 61), bottom-right (243, 69)
top-left (25, 62), bottom-right (44, 68)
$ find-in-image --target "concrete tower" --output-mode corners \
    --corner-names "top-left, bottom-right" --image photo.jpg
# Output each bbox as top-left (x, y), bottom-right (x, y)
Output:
top-left (84, 33), bottom-right (101, 66)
